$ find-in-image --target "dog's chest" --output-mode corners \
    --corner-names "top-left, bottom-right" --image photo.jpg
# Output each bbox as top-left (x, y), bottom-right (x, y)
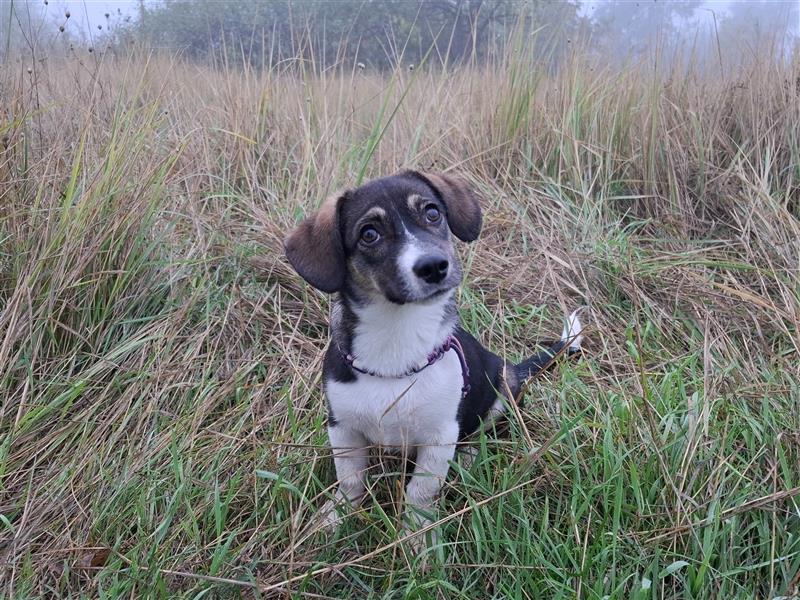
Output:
top-left (325, 351), bottom-right (462, 448)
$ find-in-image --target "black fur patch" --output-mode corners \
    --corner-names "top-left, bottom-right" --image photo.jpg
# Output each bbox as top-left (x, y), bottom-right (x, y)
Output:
top-left (453, 327), bottom-right (508, 439)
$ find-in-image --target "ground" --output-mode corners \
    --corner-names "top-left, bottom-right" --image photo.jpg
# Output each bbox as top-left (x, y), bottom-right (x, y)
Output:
top-left (0, 48), bottom-right (799, 598)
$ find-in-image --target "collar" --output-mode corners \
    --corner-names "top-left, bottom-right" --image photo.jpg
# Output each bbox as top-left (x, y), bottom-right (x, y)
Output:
top-left (339, 334), bottom-right (471, 398)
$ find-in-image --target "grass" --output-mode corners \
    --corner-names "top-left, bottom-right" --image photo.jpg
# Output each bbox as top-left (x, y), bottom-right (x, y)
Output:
top-left (0, 39), bottom-right (799, 599)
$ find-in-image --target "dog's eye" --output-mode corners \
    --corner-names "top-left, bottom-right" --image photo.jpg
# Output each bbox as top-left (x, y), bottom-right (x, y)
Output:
top-left (360, 226), bottom-right (380, 245)
top-left (424, 205), bottom-right (441, 223)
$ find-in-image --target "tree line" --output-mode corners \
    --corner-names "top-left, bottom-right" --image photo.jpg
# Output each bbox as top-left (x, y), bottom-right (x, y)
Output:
top-left (116, 0), bottom-right (586, 70)
top-left (3, 0), bottom-right (798, 70)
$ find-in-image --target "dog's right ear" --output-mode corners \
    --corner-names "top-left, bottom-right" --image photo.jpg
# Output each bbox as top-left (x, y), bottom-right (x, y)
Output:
top-left (283, 193), bottom-right (347, 294)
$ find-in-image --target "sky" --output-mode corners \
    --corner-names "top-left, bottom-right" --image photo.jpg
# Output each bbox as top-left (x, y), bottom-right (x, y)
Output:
top-left (41, 0), bottom-right (139, 42)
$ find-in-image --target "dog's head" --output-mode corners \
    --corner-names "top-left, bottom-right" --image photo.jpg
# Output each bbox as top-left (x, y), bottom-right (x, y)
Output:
top-left (283, 171), bottom-right (482, 304)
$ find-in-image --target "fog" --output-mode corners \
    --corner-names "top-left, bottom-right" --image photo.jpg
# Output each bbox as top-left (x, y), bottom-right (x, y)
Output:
top-left (2, 0), bottom-right (799, 69)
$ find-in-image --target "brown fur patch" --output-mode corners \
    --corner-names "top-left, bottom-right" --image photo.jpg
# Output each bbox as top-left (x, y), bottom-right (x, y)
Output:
top-left (283, 193), bottom-right (347, 293)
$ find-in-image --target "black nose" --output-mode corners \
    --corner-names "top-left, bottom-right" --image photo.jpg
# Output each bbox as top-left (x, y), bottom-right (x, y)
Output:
top-left (413, 255), bottom-right (449, 284)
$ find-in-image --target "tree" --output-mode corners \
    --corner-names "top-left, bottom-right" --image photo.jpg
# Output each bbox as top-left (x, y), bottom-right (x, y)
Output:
top-left (116, 0), bottom-right (585, 70)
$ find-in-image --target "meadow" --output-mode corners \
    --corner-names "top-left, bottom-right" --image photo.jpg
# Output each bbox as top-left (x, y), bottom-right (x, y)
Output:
top-left (1, 41), bottom-right (799, 598)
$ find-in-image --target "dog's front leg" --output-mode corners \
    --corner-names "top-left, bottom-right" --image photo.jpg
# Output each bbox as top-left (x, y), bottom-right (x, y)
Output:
top-left (319, 425), bottom-right (369, 531)
top-left (402, 426), bottom-right (458, 548)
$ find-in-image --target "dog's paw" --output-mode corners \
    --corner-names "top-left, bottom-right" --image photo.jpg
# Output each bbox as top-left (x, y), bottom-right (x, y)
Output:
top-left (317, 499), bottom-right (344, 532)
top-left (296, 499), bottom-right (343, 538)
top-left (401, 508), bottom-right (439, 555)
top-left (457, 445), bottom-right (478, 470)
top-left (289, 499), bottom-right (344, 549)
top-left (402, 526), bottom-right (439, 556)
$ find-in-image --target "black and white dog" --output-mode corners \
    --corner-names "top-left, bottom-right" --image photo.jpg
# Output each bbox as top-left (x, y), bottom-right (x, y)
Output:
top-left (284, 170), bottom-right (583, 539)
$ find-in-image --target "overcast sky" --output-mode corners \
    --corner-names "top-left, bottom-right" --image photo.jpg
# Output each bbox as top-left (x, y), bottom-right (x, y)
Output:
top-left (43, 0), bottom-right (138, 41)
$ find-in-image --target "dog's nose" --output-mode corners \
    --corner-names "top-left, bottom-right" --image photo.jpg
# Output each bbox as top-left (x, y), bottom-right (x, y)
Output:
top-left (413, 255), bottom-right (449, 284)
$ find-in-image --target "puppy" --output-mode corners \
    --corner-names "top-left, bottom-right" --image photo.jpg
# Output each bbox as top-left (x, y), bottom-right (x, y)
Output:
top-left (283, 170), bottom-right (583, 540)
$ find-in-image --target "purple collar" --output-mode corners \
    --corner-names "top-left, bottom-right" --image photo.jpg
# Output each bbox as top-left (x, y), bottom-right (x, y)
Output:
top-left (340, 334), bottom-right (471, 398)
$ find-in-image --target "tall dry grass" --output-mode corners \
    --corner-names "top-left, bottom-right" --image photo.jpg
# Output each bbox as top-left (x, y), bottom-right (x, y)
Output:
top-left (0, 41), bottom-right (799, 597)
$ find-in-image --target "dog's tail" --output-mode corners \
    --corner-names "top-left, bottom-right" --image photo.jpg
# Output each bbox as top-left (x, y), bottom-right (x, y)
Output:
top-left (514, 310), bottom-right (584, 384)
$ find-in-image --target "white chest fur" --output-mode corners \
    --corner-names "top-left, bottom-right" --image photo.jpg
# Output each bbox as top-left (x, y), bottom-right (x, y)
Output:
top-left (327, 292), bottom-right (462, 450)
top-left (326, 351), bottom-right (462, 449)
top-left (347, 293), bottom-right (455, 376)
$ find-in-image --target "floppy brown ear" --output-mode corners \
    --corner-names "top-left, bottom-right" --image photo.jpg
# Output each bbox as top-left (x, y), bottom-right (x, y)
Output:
top-left (283, 193), bottom-right (347, 293)
top-left (404, 171), bottom-right (482, 242)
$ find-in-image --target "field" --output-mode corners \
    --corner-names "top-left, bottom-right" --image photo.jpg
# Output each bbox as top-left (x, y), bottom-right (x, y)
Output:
top-left (1, 43), bottom-right (799, 599)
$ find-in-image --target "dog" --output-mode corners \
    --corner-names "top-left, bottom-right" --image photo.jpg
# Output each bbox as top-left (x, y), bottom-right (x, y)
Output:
top-left (283, 170), bottom-right (583, 542)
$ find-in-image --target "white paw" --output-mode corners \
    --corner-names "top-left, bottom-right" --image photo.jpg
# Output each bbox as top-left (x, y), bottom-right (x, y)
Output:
top-left (457, 446), bottom-right (478, 470)
top-left (401, 508), bottom-right (439, 554)
top-left (317, 499), bottom-right (343, 532)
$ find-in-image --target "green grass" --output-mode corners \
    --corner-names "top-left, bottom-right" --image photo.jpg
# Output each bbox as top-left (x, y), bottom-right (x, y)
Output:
top-left (0, 42), bottom-right (799, 599)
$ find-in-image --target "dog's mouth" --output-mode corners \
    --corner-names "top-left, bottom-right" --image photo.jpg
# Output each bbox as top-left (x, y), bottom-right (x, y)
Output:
top-left (420, 288), bottom-right (450, 303)
top-left (385, 285), bottom-right (454, 305)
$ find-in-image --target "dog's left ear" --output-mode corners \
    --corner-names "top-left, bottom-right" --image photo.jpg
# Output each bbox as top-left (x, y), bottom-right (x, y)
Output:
top-left (404, 170), bottom-right (482, 242)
